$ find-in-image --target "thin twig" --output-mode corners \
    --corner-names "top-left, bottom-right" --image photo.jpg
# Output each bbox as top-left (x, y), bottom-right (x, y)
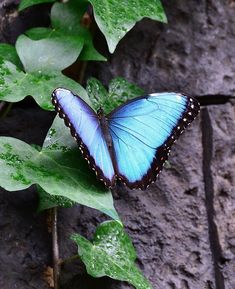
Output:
top-left (0, 101), bottom-right (12, 119)
top-left (52, 207), bottom-right (60, 289)
top-left (78, 61), bottom-right (88, 84)
top-left (60, 254), bottom-right (80, 266)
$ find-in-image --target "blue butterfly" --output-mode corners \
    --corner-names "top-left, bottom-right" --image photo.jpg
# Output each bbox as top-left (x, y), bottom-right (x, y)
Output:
top-left (52, 88), bottom-right (200, 190)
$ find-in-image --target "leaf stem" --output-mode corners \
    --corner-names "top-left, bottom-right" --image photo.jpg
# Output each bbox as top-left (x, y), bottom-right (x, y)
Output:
top-left (78, 62), bottom-right (88, 84)
top-left (0, 102), bottom-right (12, 119)
top-left (52, 207), bottom-right (60, 289)
top-left (60, 254), bottom-right (80, 266)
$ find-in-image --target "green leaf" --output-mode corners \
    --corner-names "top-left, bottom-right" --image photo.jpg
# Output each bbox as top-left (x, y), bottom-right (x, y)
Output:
top-left (25, 27), bottom-right (57, 40)
top-left (18, 0), bottom-right (56, 11)
top-left (108, 77), bottom-right (145, 106)
top-left (86, 78), bottom-right (109, 111)
top-left (26, 27), bottom-right (106, 62)
top-left (16, 35), bottom-right (84, 73)
top-left (0, 134), bottom-right (119, 219)
top-left (25, 0), bottom-right (105, 62)
top-left (51, 0), bottom-right (106, 61)
top-left (0, 44), bottom-right (22, 68)
top-left (71, 221), bottom-right (152, 289)
top-left (51, 0), bottom-right (88, 31)
top-left (0, 60), bottom-right (87, 110)
top-left (37, 185), bottom-right (75, 211)
top-left (89, 0), bottom-right (167, 53)
top-left (87, 77), bottom-right (144, 113)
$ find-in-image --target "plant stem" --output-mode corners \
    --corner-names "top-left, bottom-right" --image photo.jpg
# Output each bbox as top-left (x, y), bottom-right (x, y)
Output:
top-left (52, 207), bottom-right (60, 289)
top-left (0, 101), bottom-right (12, 119)
top-left (78, 62), bottom-right (88, 84)
top-left (60, 254), bottom-right (80, 266)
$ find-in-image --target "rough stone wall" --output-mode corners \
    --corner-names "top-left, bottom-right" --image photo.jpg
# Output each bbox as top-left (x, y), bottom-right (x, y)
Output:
top-left (0, 1), bottom-right (234, 289)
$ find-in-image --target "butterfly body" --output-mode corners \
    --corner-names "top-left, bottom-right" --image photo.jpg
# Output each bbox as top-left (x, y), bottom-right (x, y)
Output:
top-left (96, 108), bottom-right (119, 179)
top-left (97, 109), bottom-right (113, 150)
top-left (52, 88), bottom-right (200, 190)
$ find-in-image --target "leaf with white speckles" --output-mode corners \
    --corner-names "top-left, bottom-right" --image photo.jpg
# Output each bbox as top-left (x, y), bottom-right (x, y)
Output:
top-left (71, 221), bottom-right (152, 289)
top-left (89, 0), bottom-right (167, 53)
top-left (0, 117), bottom-right (119, 219)
top-left (0, 60), bottom-right (87, 111)
top-left (0, 74), bottom-right (145, 216)
top-left (87, 77), bottom-right (144, 113)
top-left (0, 44), bottom-right (22, 69)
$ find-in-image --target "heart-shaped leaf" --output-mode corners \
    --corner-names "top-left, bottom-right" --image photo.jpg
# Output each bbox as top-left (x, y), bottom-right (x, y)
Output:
top-left (0, 60), bottom-right (87, 110)
top-left (16, 35), bottom-right (84, 73)
top-left (0, 132), bottom-right (118, 219)
top-left (25, 0), bottom-right (106, 62)
top-left (89, 0), bottom-right (167, 53)
top-left (51, 0), bottom-right (106, 60)
top-left (71, 221), bottom-right (152, 289)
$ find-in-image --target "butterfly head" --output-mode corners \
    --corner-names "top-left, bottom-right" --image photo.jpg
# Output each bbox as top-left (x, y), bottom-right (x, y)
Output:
top-left (97, 107), bottom-right (104, 119)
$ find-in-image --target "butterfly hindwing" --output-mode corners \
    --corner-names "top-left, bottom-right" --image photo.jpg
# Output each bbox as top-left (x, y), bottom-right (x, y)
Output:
top-left (108, 93), bottom-right (200, 189)
top-left (52, 88), bottom-right (115, 187)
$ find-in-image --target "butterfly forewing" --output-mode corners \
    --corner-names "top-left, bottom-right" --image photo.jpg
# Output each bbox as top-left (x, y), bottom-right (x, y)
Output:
top-left (52, 88), bottom-right (115, 187)
top-left (108, 93), bottom-right (200, 189)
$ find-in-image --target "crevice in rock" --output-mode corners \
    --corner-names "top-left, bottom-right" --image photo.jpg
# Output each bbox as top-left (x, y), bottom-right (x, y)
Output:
top-left (201, 108), bottom-right (225, 289)
top-left (197, 95), bottom-right (235, 106)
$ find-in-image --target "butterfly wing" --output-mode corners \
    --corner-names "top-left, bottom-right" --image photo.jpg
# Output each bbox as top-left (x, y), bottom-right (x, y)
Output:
top-left (107, 93), bottom-right (200, 189)
top-left (52, 88), bottom-right (115, 187)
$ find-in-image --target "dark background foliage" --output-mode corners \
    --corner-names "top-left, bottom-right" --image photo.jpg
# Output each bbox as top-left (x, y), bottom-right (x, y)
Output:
top-left (0, 0), bottom-right (234, 289)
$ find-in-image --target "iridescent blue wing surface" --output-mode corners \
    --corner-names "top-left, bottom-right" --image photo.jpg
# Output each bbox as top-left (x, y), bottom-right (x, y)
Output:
top-left (108, 93), bottom-right (200, 189)
top-left (52, 88), bottom-right (115, 187)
